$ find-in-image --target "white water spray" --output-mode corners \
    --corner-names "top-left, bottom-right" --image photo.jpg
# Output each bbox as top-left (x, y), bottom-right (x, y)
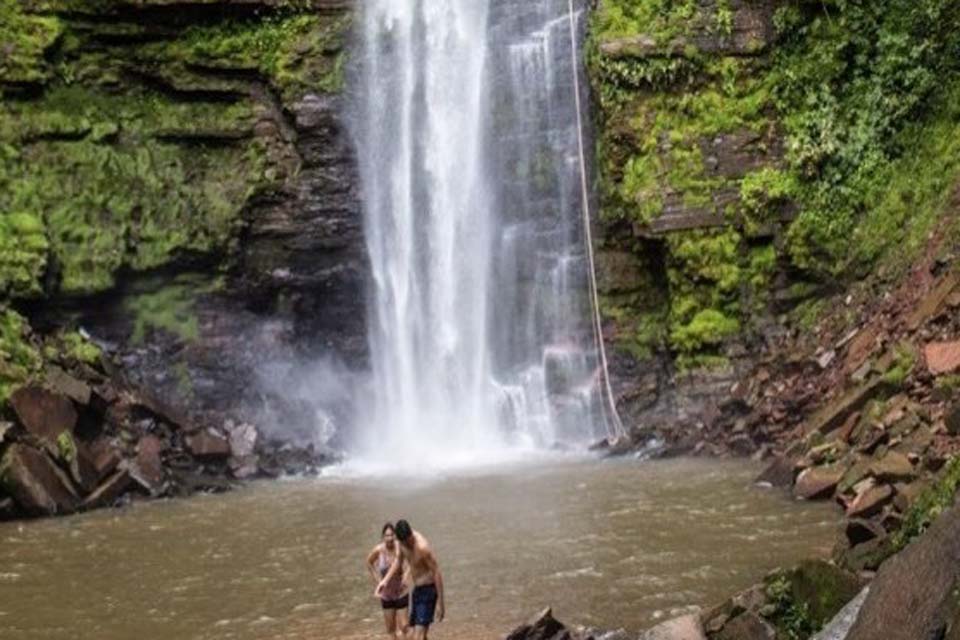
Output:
top-left (352, 0), bottom-right (615, 468)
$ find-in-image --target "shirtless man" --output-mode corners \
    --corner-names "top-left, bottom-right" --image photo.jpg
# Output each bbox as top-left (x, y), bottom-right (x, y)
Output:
top-left (375, 519), bottom-right (445, 639)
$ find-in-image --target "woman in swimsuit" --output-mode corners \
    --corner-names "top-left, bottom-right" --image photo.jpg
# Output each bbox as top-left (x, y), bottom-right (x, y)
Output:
top-left (366, 523), bottom-right (409, 638)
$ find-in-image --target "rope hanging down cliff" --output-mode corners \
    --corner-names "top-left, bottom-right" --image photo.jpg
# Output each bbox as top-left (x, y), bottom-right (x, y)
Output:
top-left (566, 0), bottom-right (627, 442)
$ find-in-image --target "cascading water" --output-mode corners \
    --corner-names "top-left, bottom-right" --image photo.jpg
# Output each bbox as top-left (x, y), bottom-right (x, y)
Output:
top-left (352, 0), bottom-right (606, 466)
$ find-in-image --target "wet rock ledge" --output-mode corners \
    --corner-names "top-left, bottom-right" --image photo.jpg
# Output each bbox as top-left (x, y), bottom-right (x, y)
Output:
top-left (0, 342), bottom-right (325, 521)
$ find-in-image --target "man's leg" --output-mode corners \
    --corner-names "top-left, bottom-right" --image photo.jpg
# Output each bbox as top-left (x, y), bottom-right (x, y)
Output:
top-left (412, 626), bottom-right (427, 640)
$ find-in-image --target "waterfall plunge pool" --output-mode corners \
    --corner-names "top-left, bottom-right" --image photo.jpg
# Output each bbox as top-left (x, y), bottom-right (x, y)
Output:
top-left (0, 457), bottom-right (838, 639)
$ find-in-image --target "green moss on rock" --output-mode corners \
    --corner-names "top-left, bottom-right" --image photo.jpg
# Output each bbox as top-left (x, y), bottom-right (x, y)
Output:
top-left (125, 278), bottom-right (212, 344)
top-left (58, 330), bottom-right (100, 364)
top-left (0, 210), bottom-right (48, 299)
top-left (0, 308), bottom-right (41, 404)
top-left (0, 0), bottom-right (63, 86)
top-left (892, 456), bottom-right (960, 552)
top-left (149, 12), bottom-right (351, 103)
top-left (0, 83), bottom-right (267, 296)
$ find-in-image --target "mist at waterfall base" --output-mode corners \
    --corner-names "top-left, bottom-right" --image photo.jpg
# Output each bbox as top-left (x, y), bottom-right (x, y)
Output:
top-left (322, 0), bottom-right (609, 472)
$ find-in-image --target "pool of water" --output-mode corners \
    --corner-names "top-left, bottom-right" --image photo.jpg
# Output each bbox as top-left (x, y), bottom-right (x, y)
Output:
top-left (0, 457), bottom-right (839, 639)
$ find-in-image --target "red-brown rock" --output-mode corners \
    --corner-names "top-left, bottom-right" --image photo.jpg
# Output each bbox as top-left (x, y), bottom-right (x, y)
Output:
top-left (794, 465), bottom-right (844, 500)
top-left (0, 444), bottom-right (79, 516)
top-left (846, 481), bottom-right (894, 518)
top-left (907, 273), bottom-right (958, 330)
top-left (10, 386), bottom-right (78, 450)
top-left (869, 451), bottom-right (915, 482)
top-left (45, 366), bottom-right (92, 406)
top-left (925, 341), bottom-right (960, 376)
top-left (756, 455), bottom-right (796, 488)
top-left (186, 431), bottom-right (230, 458)
top-left (82, 469), bottom-right (133, 510)
top-left (132, 435), bottom-right (165, 493)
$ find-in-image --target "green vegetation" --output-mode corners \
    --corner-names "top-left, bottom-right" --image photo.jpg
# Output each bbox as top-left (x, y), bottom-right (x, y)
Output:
top-left (58, 330), bottom-right (100, 364)
top-left (772, 0), bottom-right (960, 276)
top-left (882, 342), bottom-right (918, 386)
top-left (126, 281), bottom-right (204, 344)
top-left (766, 572), bottom-right (817, 640)
top-left (0, 211), bottom-right (48, 299)
top-left (665, 229), bottom-right (743, 366)
top-left (892, 456), bottom-right (960, 552)
top-left (0, 0), bottom-right (63, 85)
top-left (0, 308), bottom-right (41, 404)
top-left (152, 12), bottom-right (351, 102)
top-left (56, 431), bottom-right (76, 463)
top-left (589, 0), bottom-right (960, 366)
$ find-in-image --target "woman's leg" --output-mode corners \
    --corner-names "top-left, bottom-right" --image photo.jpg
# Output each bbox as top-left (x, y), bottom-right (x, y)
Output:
top-left (383, 608), bottom-right (397, 637)
top-left (396, 606), bottom-right (409, 638)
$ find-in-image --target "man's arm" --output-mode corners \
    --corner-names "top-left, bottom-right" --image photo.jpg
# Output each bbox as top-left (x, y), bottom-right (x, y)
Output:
top-left (426, 549), bottom-right (445, 622)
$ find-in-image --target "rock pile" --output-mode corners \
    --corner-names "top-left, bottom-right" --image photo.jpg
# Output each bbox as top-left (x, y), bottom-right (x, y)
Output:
top-left (0, 351), bottom-right (327, 521)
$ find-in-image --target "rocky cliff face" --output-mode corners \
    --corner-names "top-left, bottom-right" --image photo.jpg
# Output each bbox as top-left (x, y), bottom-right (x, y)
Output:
top-left (587, 0), bottom-right (960, 434)
top-left (1, 0), bottom-right (366, 439)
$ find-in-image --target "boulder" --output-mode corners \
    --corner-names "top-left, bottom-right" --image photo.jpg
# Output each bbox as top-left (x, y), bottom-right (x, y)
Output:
top-left (845, 325), bottom-right (881, 374)
top-left (228, 422), bottom-right (258, 458)
top-left (702, 585), bottom-right (767, 634)
top-left (60, 436), bottom-right (99, 493)
top-left (713, 611), bottom-right (773, 640)
top-left (907, 273), bottom-right (958, 331)
top-left (10, 386), bottom-right (78, 450)
top-left (794, 465), bottom-right (844, 500)
top-left (0, 497), bottom-right (15, 520)
top-left (505, 608), bottom-right (568, 640)
top-left (846, 481), bottom-right (894, 518)
top-left (130, 391), bottom-right (193, 432)
top-left (82, 469), bottom-right (133, 509)
top-left (787, 560), bottom-right (862, 630)
top-left (925, 341), bottom-right (960, 376)
top-left (845, 518), bottom-right (886, 547)
top-left (945, 402), bottom-right (960, 437)
top-left (185, 431), bottom-right (230, 459)
top-left (45, 366), bottom-right (92, 406)
top-left (0, 444), bottom-right (79, 516)
top-left (639, 613), bottom-right (706, 640)
top-left (804, 378), bottom-right (893, 437)
top-left (846, 502), bottom-right (960, 640)
top-left (91, 441), bottom-right (123, 480)
top-left (869, 451), bottom-right (915, 482)
top-left (838, 457), bottom-right (872, 493)
top-left (131, 435), bottom-right (165, 494)
top-left (756, 456), bottom-right (797, 488)
top-left (229, 455), bottom-right (260, 480)
top-left (893, 480), bottom-right (930, 512)
top-left (811, 587), bottom-right (870, 640)
top-left (837, 534), bottom-right (894, 573)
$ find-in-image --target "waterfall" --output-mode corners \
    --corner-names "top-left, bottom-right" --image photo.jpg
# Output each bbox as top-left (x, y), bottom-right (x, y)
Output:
top-left (351, 0), bottom-right (604, 465)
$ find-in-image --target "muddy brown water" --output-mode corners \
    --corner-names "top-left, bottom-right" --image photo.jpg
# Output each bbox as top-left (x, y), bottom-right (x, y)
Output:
top-left (0, 457), bottom-right (839, 639)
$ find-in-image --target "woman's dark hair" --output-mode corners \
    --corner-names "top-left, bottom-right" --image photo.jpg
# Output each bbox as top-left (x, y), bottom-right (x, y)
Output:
top-left (395, 519), bottom-right (413, 542)
top-left (382, 522), bottom-right (395, 536)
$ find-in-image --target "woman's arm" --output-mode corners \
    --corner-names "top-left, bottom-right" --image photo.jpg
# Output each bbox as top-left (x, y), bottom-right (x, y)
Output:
top-left (365, 545), bottom-right (382, 586)
top-left (375, 548), bottom-right (403, 597)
